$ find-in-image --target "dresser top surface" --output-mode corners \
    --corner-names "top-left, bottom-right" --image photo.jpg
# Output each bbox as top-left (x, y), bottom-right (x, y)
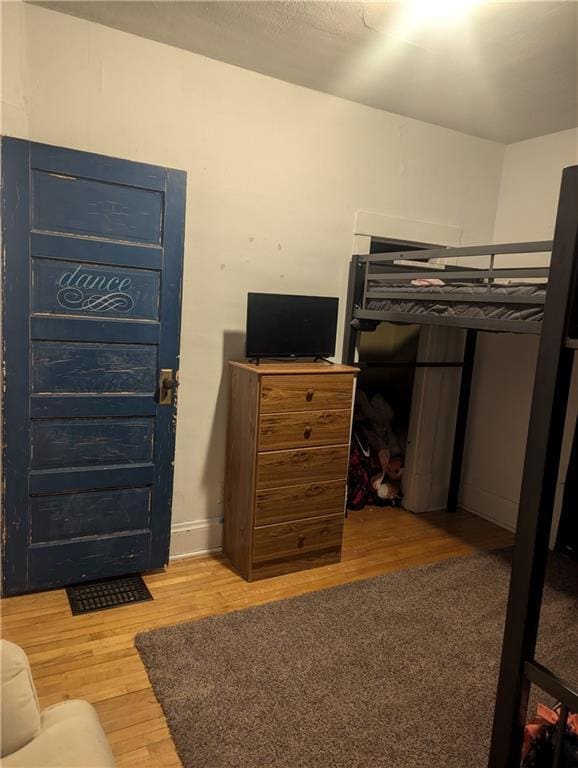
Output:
top-left (229, 360), bottom-right (359, 376)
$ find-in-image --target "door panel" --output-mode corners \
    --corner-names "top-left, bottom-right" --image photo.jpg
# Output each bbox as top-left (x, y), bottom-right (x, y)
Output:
top-left (31, 418), bottom-right (155, 469)
top-left (2, 138), bottom-right (186, 595)
top-left (30, 316), bottom-right (161, 344)
top-left (30, 396), bottom-right (156, 419)
top-left (30, 488), bottom-right (151, 543)
top-left (32, 170), bottom-right (164, 243)
top-left (29, 464), bottom-right (155, 495)
top-left (32, 342), bottom-right (158, 393)
top-left (32, 258), bottom-right (161, 319)
top-left (28, 532), bottom-right (152, 591)
top-left (31, 232), bottom-right (163, 269)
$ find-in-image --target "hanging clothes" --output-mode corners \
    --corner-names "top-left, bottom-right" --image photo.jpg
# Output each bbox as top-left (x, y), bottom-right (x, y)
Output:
top-left (347, 388), bottom-right (406, 510)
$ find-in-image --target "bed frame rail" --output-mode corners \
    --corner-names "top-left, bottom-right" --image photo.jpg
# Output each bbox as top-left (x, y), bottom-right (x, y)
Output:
top-left (359, 240), bottom-right (553, 265)
top-left (524, 661), bottom-right (578, 714)
top-left (362, 241), bottom-right (552, 296)
top-left (347, 240), bottom-right (554, 338)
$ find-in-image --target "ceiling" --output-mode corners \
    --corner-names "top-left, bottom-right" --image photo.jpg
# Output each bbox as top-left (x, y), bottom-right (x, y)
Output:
top-left (34, 1), bottom-right (578, 143)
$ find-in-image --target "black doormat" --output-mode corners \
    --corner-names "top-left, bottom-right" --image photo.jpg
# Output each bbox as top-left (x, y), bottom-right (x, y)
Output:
top-left (66, 574), bottom-right (153, 615)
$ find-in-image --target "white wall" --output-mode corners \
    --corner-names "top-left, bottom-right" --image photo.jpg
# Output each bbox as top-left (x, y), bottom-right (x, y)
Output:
top-left (462, 129), bottom-right (578, 533)
top-left (1, 2), bottom-right (505, 557)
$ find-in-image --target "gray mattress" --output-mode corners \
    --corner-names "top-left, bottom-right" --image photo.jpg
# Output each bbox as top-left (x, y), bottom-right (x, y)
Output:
top-left (366, 281), bottom-right (546, 323)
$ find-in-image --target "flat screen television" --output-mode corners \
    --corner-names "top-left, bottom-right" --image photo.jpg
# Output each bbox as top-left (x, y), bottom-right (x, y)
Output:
top-left (246, 293), bottom-right (339, 360)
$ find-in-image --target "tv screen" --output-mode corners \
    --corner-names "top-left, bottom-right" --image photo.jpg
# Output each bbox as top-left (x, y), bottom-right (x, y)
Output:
top-left (246, 293), bottom-right (339, 359)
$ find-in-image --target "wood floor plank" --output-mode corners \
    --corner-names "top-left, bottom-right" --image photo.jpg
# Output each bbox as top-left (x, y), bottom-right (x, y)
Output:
top-left (0, 507), bottom-right (513, 767)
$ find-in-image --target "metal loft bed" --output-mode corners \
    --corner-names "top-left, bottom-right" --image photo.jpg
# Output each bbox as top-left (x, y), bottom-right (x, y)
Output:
top-left (342, 239), bottom-right (554, 513)
top-left (345, 241), bottom-right (552, 338)
top-left (342, 163), bottom-right (578, 766)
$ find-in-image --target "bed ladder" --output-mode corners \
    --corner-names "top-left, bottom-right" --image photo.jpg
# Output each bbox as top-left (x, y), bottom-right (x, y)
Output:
top-left (488, 164), bottom-right (578, 767)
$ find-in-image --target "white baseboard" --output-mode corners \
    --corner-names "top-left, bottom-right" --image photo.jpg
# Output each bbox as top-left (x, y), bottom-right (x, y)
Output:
top-left (461, 482), bottom-right (517, 533)
top-left (169, 517), bottom-right (223, 560)
top-left (461, 482), bottom-right (566, 546)
top-left (461, 503), bottom-right (517, 534)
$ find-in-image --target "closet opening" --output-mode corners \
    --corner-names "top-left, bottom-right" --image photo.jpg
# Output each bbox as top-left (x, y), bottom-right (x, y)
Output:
top-left (347, 237), bottom-right (435, 514)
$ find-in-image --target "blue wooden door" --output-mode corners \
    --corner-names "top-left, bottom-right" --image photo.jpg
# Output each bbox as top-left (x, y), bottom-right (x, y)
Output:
top-left (1, 138), bottom-right (186, 595)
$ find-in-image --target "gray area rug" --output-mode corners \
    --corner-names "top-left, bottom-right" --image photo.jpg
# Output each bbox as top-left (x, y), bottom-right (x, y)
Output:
top-left (136, 551), bottom-right (577, 768)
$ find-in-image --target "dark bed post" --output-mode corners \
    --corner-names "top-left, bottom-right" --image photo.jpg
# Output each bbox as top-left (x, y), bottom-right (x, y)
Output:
top-left (446, 329), bottom-right (477, 513)
top-left (488, 165), bottom-right (578, 768)
top-left (342, 255), bottom-right (365, 364)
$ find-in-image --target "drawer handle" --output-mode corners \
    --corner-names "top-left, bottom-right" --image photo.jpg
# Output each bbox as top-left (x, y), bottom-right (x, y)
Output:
top-left (305, 389), bottom-right (315, 401)
top-left (297, 533), bottom-right (306, 548)
top-left (292, 451), bottom-right (309, 463)
top-left (303, 425), bottom-right (312, 439)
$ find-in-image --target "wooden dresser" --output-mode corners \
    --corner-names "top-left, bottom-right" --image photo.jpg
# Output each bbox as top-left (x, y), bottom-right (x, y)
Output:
top-left (223, 361), bottom-right (359, 581)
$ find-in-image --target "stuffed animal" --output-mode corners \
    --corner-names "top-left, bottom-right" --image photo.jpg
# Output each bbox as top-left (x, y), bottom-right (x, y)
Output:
top-left (385, 455), bottom-right (404, 481)
top-left (370, 447), bottom-right (403, 505)
top-left (370, 393), bottom-right (405, 457)
top-left (374, 478), bottom-right (402, 504)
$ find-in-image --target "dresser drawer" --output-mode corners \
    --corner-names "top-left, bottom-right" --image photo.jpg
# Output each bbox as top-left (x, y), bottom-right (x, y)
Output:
top-left (260, 374), bottom-right (354, 413)
top-left (258, 409), bottom-right (351, 451)
top-left (252, 514), bottom-right (344, 564)
top-left (255, 480), bottom-right (346, 526)
top-left (256, 445), bottom-right (349, 490)
top-left (250, 549), bottom-right (341, 580)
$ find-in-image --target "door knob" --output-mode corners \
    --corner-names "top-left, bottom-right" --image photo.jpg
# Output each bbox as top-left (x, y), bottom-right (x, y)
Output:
top-left (159, 369), bottom-right (178, 405)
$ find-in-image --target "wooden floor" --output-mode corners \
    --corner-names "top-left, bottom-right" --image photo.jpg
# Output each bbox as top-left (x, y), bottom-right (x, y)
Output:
top-left (1, 507), bottom-right (512, 767)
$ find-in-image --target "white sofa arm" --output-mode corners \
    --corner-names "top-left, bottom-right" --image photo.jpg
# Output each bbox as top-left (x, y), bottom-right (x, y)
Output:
top-left (1, 640), bottom-right (41, 758)
top-left (3, 699), bottom-right (116, 768)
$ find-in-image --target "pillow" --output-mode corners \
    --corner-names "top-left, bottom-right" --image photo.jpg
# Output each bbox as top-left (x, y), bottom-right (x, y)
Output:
top-left (1, 640), bottom-right (41, 757)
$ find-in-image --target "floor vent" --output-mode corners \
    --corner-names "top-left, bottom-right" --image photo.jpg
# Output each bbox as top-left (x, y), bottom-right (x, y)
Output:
top-left (66, 574), bottom-right (153, 615)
